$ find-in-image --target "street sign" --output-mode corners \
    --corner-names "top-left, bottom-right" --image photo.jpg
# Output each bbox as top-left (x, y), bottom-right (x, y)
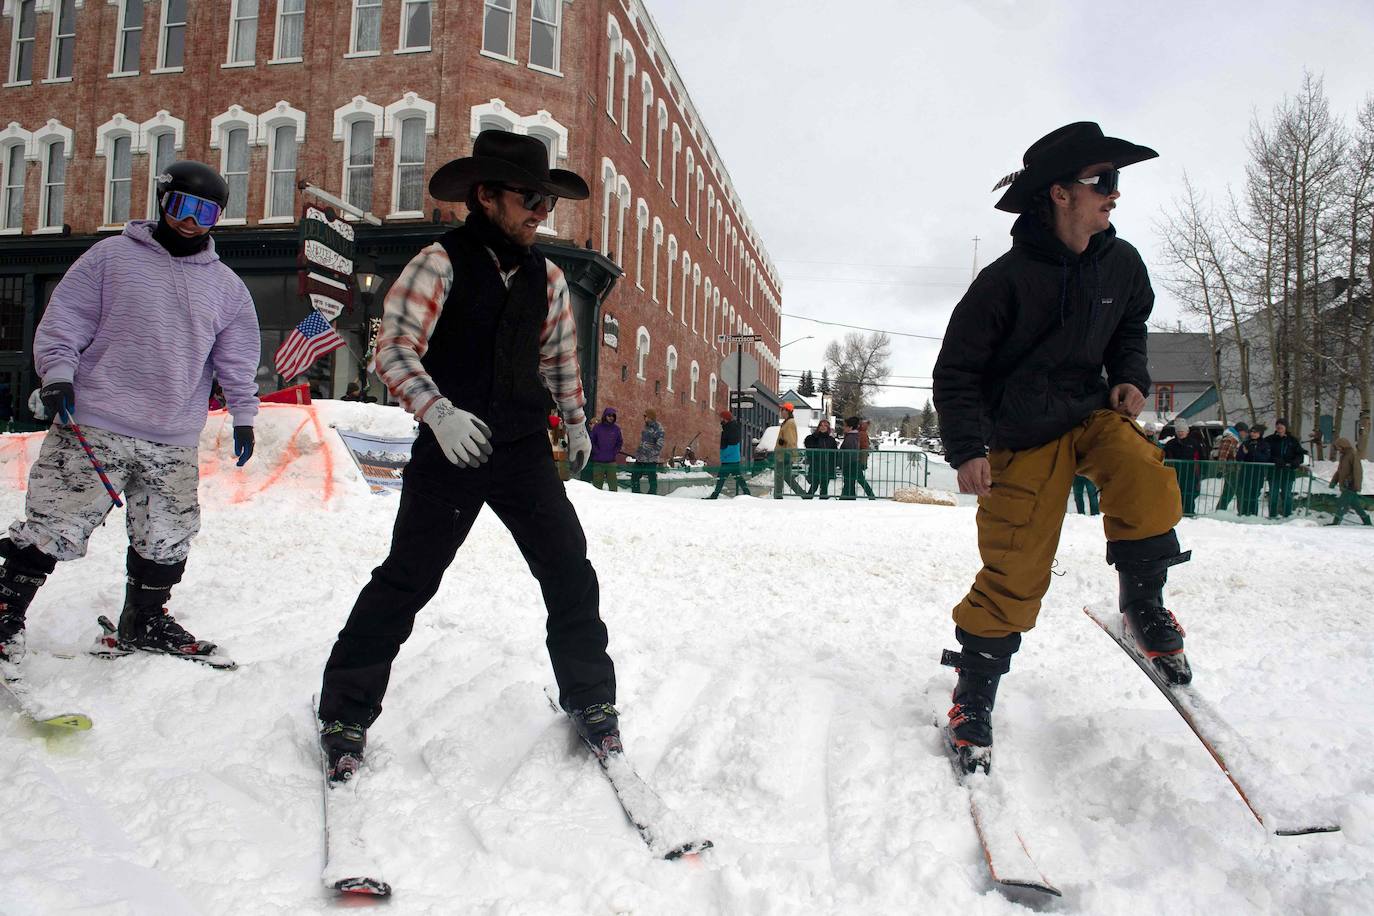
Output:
top-left (718, 333), bottom-right (763, 342)
top-left (720, 352), bottom-right (759, 389)
top-left (730, 393), bottom-right (756, 410)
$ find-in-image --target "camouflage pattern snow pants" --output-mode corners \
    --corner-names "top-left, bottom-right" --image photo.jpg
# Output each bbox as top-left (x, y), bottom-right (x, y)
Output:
top-left (6, 424), bottom-right (200, 564)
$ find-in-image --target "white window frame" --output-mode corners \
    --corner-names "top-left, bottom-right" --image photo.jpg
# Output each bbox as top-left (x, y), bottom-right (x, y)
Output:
top-left (694, 169), bottom-right (704, 237)
top-left (633, 199), bottom-right (648, 289)
top-left (604, 18), bottom-right (619, 117)
top-left (112, 0), bottom-right (143, 76)
top-left (654, 101), bottom-right (667, 184)
top-left (259, 102), bottom-right (306, 223)
top-left (0, 137), bottom-right (27, 234)
top-left (618, 45), bottom-right (634, 138)
top-left (650, 217), bottom-right (663, 302)
top-left (7, 0), bottom-right (36, 85)
top-left (599, 157), bottom-right (615, 255)
top-left (272, 0), bottom-right (306, 62)
top-left (690, 362), bottom-right (699, 402)
top-left (614, 175), bottom-right (630, 266)
top-left (691, 263), bottom-right (701, 339)
top-left (683, 149), bottom-right (695, 223)
top-left (670, 124), bottom-right (681, 204)
top-left (399, 0), bottom-right (433, 53)
top-left (666, 347), bottom-right (678, 393)
top-left (639, 74), bottom-right (652, 163)
top-left (47, 0), bottom-right (77, 81)
top-left (218, 125), bottom-right (251, 225)
top-left (156, 0), bottom-right (187, 72)
top-left (665, 236), bottom-right (677, 316)
top-left (484, 0), bottom-right (517, 63)
top-left (144, 128), bottom-right (179, 218)
top-left (527, 0), bottom-right (560, 74)
top-left (387, 97), bottom-right (435, 218)
top-left (709, 373), bottom-right (717, 410)
top-left (349, 0), bottom-right (383, 56)
top-left (32, 121), bottom-right (72, 233)
top-left (224, 0), bottom-right (258, 67)
top-left (102, 133), bottom-right (134, 228)
top-left (333, 97), bottom-right (383, 218)
top-left (636, 327), bottom-right (650, 381)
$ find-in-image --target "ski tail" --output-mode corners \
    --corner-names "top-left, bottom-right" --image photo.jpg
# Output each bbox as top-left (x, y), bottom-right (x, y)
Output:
top-left (0, 664), bottom-right (93, 730)
top-left (312, 695), bottom-right (392, 897)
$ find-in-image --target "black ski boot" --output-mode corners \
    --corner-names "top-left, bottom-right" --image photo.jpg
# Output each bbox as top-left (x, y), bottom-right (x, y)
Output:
top-left (320, 720), bottom-right (367, 782)
top-left (567, 701), bottom-right (622, 757)
top-left (117, 551), bottom-right (216, 656)
top-left (1107, 533), bottom-right (1193, 686)
top-left (0, 540), bottom-right (56, 666)
top-left (940, 630), bottom-right (1019, 775)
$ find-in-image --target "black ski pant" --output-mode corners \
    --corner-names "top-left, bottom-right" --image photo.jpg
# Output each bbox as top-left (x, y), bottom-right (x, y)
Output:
top-left (319, 432), bottom-right (615, 727)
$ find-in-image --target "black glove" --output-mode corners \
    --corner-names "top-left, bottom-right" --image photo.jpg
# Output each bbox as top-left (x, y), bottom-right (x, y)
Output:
top-left (40, 381), bottom-right (74, 421)
top-left (233, 426), bottom-right (255, 467)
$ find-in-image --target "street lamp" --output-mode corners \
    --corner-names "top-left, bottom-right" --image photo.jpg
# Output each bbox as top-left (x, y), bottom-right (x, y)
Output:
top-left (356, 269), bottom-right (382, 399)
top-left (779, 335), bottom-right (814, 349)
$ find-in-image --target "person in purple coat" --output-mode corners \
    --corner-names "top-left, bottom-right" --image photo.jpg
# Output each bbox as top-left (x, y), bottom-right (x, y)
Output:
top-left (588, 407), bottom-right (623, 491)
top-left (0, 162), bottom-right (261, 667)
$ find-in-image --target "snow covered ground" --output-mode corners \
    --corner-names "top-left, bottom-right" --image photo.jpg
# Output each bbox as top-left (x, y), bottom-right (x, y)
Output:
top-left (1, 401), bottom-right (1371, 915)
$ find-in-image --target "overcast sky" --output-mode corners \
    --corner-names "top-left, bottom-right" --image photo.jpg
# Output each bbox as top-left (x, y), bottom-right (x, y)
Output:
top-left (649, 0), bottom-right (1374, 408)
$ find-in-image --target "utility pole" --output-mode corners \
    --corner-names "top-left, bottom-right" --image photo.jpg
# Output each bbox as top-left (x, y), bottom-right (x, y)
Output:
top-left (970, 236), bottom-right (981, 283)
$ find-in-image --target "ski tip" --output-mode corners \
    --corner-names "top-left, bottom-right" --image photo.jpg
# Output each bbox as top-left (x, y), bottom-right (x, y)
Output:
top-left (664, 839), bottom-right (714, 860)
top-left (999, 878), bottom-right (1063, 898)
top-left (38, 713), bottom-right (93, 731)
top-left (334, 877), bottom-right (392, 896)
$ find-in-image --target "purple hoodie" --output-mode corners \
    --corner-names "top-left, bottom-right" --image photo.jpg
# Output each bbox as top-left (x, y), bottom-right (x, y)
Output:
top-left (589, 411), bottom-right (622, 463)
top-left (34, 220), bottom-right (261, 446)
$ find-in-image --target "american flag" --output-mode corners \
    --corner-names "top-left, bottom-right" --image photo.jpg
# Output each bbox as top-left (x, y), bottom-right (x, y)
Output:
top-left (274, 310), bottom-right (345, 380)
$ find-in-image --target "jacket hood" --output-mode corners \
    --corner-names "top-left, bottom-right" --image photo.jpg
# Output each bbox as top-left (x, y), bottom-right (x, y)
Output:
top-left (1335, 437), bottom-right (1354, 451)
top-left (1010, 212), bottom-right (1117, 265)
top-left (123, 219), bottom-right (221, 264)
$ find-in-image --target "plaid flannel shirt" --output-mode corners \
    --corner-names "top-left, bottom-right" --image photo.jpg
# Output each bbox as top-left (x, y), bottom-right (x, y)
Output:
top-left (374, 241), bottom-right (587, 427)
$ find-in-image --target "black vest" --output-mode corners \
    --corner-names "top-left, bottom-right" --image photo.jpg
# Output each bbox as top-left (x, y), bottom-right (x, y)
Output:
top-left (422, 225), bottom-right (550, 444)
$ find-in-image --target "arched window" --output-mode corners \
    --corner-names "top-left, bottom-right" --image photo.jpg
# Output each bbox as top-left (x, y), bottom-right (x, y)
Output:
top-left (334, 96), bottom-right (383, 216)
top-left (471, 98), bottom-right (517, 135)
top-left (670, 124), bottom-right (681, 203)
top-left (0, 126), bottom-right (29, 233)
top-left (636, 327), bottom-right (650, 381)
top-left (683, 148), bottom-right (695, 223)
top-left (387, 93), bottom-right (437, 217)
top-left (615, 175), bottom-right (630, 266)
top-left (666, 235), bottom-right (678, 315)
top-left (705, 188), bottom-right (715, 251)
top-left (599, 158), bottom-right (616, 255)
top-left (655, 100), bottom-right (667, 185)
top-left (639, 73), bottom-right (652, 161)
top-left (619, 45), bottom-right (635, 136)
top-left (139, 110), bottom-right (184, 219)
top-left (691, 263), bottom-right (701, 339)
top-left (211, 105), bottom-right (256, 223)
top-left (708, 373), bottom-right (717, 410)
top-left (650, 216), bottom-right (663, 302)
top-left (713, 289), bottom-right (722, 352)
top-left (703, 278), bottom-right (713, 335)
top-left (689, 361), bottom-right (700, 402)
top-left (683, 253), bottom-right (695, 331)
top-left (605, 18), bottom-right (621, 119)
top-left (259, 101), bottom-right (306, 221)
top-left (694, 169), bottom-right (704, 237)
top-left (666, 346), bottom-right (678, 393)
top-left (634, 199), bottom-right (649, 288)
top-left (32, 120), bottom-right (72, 232)
top-left (95, 113), bottom-right (135, 226)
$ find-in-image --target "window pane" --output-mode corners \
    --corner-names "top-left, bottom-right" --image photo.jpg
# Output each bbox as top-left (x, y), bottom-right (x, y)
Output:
top-left (225, 129), bottom-right (248, 219)
top-left (120, 0), bottom-right (143, 71)
top-left (278, 0), bottom-right (304, 58)
top-left (15, 0), bottom-right (36, 81)
top-left (403, 1), bottom-right (431, 48)
top-left (346, 120), bottom-right (374, 212)
top-left (164, 29), bottom-right (185, 68)
top-left (233, 0), bottom-right (259, 62)
top-left (270, 125), bottom-right (297, 218)
top-left (530, 22), bottom-right (556, 70)
top-left (4, 145), bottom-right (23, 228)
top-left (44, 142), bottom-right (65, 227)
top-left (56, 37), bottom-right (74, 78)
top-left (483, 2), bottom-right (511, 55)
top-left (355, 0), bottom-right (381, 52)
top-left (111, 136), bottom-right (132, 223)
top-left (154, 132), bottom-right (176, 174)
top-left (397, 118), bottom-right (426, 212)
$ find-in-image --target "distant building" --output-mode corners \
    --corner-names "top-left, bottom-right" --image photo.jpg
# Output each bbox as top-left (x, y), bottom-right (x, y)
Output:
top-left (0, 0), bottom-right (782, 461)
top-left (1140, 331), bottom-right (1215, 428)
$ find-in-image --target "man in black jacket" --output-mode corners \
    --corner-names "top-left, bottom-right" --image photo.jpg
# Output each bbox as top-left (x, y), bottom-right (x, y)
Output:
top-left (1263, 418), bottom-right (1306, 518)
top-left (933, 123), bottom-right (1191, 774)
top-left (316, 131), bottom-right (619, 780)
top-left (1161, 419), bottom-right (1207, 516)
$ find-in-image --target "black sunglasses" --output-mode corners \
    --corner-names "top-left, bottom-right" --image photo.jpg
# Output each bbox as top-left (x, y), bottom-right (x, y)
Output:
top-left (1074, 168), bottom-right (1120, 196)
top-left (499, 184), bottom-right (559, 212)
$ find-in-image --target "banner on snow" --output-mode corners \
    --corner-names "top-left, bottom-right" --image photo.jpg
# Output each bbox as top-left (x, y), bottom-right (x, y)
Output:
top-left (336, 428), bottom-right (416, 494)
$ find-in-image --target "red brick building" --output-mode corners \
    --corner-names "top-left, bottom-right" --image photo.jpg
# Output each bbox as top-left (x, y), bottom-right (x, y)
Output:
top-left (0, 0), bottom-right (782, 461)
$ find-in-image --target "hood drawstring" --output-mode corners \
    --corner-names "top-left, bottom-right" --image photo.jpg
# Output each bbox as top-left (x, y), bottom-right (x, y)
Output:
top-left (1089, 256), bottom-right (1102, 329)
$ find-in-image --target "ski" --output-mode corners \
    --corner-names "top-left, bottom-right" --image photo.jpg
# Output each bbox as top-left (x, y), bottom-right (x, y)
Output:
top-left (545, 689), bottom-right (712, 860)
top-left (0, 662), bottom-right (92, 730)
top-left (1084, 607), bottom-right (1340, 836)
top-left (936, 719), bottom-right (1061, 897)
top-left (312, 696), bottom-right (391, 897)
top-left (89, 615), bottom-right (237, 670)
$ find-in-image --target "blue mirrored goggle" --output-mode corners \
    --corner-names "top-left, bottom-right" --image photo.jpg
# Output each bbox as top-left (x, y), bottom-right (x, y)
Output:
top-left (162, 191), bottom-right (223, 228)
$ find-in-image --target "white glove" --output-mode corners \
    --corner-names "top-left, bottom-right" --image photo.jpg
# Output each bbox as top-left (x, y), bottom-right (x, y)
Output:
top-left (425, 398), bottom-right (493, 467)
top-left (565, 420), bottom-right (591, 474)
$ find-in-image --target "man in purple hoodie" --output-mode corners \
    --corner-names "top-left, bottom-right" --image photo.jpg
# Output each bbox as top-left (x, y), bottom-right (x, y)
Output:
top-left (0, 161), bottom-right (261, 667)
top-left (588, 407), bottom-right (623, 490)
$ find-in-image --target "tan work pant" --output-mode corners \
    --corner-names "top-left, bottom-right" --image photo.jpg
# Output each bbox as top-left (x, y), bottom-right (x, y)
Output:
top-left (953, 409), bottom-right (1182, 639)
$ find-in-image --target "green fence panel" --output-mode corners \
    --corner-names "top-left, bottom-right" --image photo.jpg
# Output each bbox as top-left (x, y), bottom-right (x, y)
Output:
top-left (1160, 460), bottom-right (1313, 520)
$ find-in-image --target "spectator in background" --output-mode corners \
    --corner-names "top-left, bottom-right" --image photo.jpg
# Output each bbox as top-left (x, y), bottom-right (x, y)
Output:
top-left (1264, 418), bottom-right (1306, 518)
top-left (773, 402), bottom-right (809, 499)
top-left (1072, 475), bottom-right (1100, 515)
top-left (854, 419), bottom-right (878, 499)
top-left (630, 408), bottom-right (664, 495)
top-left (1141, 421), bottom-right (1160, 445)
top-left (1308, 427), bottom-right (1325, 463)
top-left (548, 413), bottom-right (570, 482)
top-left (208, 380), bottom-right (228, 410)
top-left (839, 416), bottom-right (862, 499)
top-left (1237, 424), bottom-right (1270, 516)
top-left (804, 418), bottom-right (839, 499)
top-left (340, 382), bottom-right (362, 402)
top-left (1162, 418), bottom-right (1206, 516)
top-left (707, 409), bottom-right (751, 498)
top-left (27, 387), bottom-right (46, 423)
top-left (1327, 436), bottom-right (1371, 526)
top-left (1214, 423), bottom-right (1244, 512)
top-left (589, 407), bottom-right (623, 491)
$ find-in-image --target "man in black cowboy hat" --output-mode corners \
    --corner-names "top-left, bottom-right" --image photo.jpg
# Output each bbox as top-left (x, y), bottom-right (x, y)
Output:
top-left (933, 122), bottom-right (1192, 774)
top-left (317, 130), bottom-right (620, 779)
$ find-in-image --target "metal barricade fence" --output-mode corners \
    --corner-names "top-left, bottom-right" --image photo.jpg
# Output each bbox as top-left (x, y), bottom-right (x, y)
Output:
top-left (1161, 460), bottom-right (1313, 520)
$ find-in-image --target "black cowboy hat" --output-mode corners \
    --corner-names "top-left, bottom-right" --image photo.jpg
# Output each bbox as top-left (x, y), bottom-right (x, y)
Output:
top-left (991, 122), bottom-right (1158, 214)
top-left (429, 129), bottom-right (590, 203)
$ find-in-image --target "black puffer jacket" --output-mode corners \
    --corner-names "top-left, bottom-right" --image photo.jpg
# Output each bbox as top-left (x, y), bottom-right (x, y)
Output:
top-left (933, 214), bottom-right (1155, 468)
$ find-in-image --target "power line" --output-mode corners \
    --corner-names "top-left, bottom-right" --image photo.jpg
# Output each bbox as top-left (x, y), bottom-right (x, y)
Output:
top-left (775, 256), bottom-right (968, 272)
top-left (784, 275), bottom-right (969, 289)
top-left (782, 312), bottom-right (946, 341)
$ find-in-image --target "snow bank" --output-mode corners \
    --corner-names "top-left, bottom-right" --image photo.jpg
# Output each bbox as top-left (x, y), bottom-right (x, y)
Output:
top-left (0, 402), bottom-right (1368, 914)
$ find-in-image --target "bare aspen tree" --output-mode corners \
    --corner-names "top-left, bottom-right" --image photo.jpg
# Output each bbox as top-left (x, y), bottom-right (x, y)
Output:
top-left (823, 332), bottom-right (892, 419)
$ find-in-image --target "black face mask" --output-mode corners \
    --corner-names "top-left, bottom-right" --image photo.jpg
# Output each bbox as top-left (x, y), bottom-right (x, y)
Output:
top-left (152, 214), bottom-right (211, 257)
top-left (465, 206), bottom-right (527, 270)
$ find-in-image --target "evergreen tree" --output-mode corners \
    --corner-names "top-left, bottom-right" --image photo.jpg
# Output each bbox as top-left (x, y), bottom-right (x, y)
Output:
top-left (919, 399), bottom-right (937, 436)
top-left (899, 413), bottom-right (914, 438)
top-left (819, 368), bottom-right (831, 394)
top-left (798, 370), bottom-right (816, 397)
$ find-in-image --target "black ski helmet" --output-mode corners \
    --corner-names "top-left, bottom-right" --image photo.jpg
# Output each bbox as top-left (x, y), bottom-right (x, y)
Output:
top-left (155, 160), bottom-right (230, 210)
